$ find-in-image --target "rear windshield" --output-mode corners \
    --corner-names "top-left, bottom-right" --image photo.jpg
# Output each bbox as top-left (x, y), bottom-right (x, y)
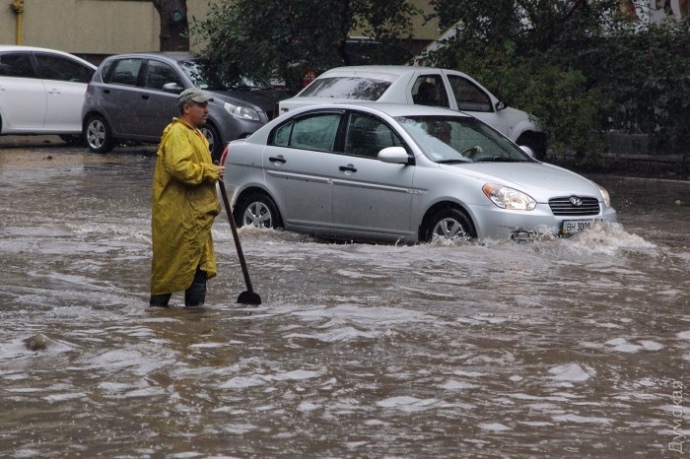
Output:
top-left (179, 60), bottom-right (272, 91)
top-left (298, 77), bottom-right (391, 100)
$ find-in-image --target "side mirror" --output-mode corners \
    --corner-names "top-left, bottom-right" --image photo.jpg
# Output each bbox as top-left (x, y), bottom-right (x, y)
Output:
top-left (495, 100), bottom-right (506, 111)
top-left (163, 82), bottom-right (184, 94)
top-left (519, 145), bottom-right (535, 158)
top-left (378, 146), bottom-right (410, 164)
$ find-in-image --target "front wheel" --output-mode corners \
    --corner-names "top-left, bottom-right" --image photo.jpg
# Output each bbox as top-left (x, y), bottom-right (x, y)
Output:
top-left (200, 123), bottom-right (222, 162)
top-left (234, 193), bottom-right (283, 229)
top-left (422, 208), bottom-right (475, 243)
top-left (84, 115), bottom-right (115, 153)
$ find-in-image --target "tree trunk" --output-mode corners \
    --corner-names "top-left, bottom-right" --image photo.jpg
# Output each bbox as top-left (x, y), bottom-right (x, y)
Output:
top-left (152, 0), bottom-right (189, 51)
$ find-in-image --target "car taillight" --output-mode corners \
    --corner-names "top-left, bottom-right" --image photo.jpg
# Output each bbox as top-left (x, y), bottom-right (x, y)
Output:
top-left (302, 69), bottom-right (316, 87)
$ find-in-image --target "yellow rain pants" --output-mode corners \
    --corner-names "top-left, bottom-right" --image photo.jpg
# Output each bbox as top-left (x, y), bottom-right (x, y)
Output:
top-left (150, 117), bottom-right (221, 295)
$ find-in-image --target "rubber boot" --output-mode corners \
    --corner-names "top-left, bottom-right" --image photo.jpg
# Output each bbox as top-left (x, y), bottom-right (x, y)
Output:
top-left (184, 268), bottom-right (207, 307)
top-left (150, 293), bottom-right (171, 307)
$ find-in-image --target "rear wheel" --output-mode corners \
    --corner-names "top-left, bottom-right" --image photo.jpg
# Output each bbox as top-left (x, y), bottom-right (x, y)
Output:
top-left (84, 115), bottom-right (115, 153)
top-left (422, 207), bottom-right (475, 243)
top-left (234, 193), bottom-right (283, 229)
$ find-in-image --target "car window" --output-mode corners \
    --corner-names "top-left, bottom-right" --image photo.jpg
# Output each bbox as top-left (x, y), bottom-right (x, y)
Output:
top-left (412, 75), bottom-right (450, 108)
top-left (272, 113), bottom-right (341, 152)
top-left (299, 77), bottom-right (391, 100)
top-left (105, 58), bottom-right (143, 86)
top-left (345, 113), bottom-right (403, 159)
top-left (448, 75), bottom-right (492, 112)
top-left (144, 59), bottom-right (182, 90)
top-left (0, 52), bottom-right (35, 78)
top-left (396, 116), bottom-right (528, 163)
top-left (34, 54), bottom-right (94, 83)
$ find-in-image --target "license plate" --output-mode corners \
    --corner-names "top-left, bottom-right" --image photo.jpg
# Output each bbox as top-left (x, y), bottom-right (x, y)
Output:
top-left (561, 220), bottom-right (593, 235)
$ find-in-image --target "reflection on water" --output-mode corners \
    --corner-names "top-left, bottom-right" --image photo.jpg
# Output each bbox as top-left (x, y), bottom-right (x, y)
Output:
top-left (0, 148), bottom-right (689, 458)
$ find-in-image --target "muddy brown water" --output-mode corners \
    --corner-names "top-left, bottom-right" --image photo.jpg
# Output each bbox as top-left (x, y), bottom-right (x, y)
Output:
top-left (1, 138), bottom-right (689, 458)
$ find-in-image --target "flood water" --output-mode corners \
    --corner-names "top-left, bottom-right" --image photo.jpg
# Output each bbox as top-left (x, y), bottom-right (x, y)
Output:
top-left (1, 141), bottom-right (689, 458)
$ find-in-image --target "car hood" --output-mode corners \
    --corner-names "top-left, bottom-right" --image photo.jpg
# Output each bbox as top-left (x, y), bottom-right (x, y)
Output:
top-left (442, 162), bottom-right (602, 201)
top-left (209, 88), bottom-right (288, 111)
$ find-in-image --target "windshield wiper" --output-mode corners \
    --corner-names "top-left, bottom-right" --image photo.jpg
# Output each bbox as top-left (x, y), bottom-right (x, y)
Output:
top-left (473, 157), bottom-right (523, 163)
top-left (436, 158), bottom-right (471, 164)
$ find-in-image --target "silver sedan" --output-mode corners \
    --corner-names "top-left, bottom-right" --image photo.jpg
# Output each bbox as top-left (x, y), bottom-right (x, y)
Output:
top-left (222, 103), bottom-right (616, 243)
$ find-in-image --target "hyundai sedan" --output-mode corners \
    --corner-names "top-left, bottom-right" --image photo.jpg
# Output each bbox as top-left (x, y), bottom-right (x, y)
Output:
top-left (222, 103), bottom-right (616, 243)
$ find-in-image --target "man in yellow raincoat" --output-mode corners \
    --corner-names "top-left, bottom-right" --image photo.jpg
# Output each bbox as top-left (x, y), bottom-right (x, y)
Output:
top-left (150, 88), bottom-right (224, 307)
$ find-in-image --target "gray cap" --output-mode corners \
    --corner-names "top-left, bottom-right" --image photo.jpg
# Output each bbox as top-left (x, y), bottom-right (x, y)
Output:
top-left (178, 88), bottom-right (213, 105)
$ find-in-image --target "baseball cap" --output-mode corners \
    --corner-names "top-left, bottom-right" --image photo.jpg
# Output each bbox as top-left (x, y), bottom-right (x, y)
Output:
top-left (178, 88), bottom-right (214, 105)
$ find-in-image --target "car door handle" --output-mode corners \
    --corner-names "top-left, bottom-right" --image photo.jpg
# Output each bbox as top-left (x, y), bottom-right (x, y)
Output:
top-left (339, 164), bottom-right (357, 173)
top-left (103, 89), bottom-right (110, 94)
top-left (269, 155), bottom-right (286, 164)
top-left (141, 95), bottom-right (149, 100)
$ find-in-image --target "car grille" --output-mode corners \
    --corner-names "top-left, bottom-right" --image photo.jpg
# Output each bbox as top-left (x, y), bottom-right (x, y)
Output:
top-left (548, 196), bottom-right (600, 216)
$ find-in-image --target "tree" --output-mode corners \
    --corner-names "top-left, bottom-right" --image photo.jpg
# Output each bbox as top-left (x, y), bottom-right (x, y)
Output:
top-left (193, 0), bottom-right (420, 92)
top-left (422, 0), bottom-right (690, 161)
top-left (152, 0), bottom-right (190, 51)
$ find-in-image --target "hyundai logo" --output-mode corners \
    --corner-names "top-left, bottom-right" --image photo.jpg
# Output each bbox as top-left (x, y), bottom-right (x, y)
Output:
top-left (569, 196), bottom-right (583, 207)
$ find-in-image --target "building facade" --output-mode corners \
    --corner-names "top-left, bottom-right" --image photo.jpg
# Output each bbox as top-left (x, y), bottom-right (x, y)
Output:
top-left (0, 0), bottom-right (441, 65)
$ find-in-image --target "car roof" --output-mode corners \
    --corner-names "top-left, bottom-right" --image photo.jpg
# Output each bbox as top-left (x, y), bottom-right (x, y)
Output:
top-left (320, 65), bottom-right (440, 77)
top-left (0, 45), bottom-right (97, 68)
top-left (100, 51), bottom-right (194, 63)
top-left (132, 51), bottom-right (194, 61)
top-left (286, 101), bottom-right (474, 119)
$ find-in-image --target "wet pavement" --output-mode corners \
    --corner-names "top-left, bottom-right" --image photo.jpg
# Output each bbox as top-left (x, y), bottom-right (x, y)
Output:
top-left (0, 136), bottom-right (689, 458)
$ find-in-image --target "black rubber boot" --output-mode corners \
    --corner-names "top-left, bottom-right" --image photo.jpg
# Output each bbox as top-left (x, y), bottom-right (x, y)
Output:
top-left (184, 268), bottom-right (207, 307)
top-left (150, 293), bottom-right (171, 307)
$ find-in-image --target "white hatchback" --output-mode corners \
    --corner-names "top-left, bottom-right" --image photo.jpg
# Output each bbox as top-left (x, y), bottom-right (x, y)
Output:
top-left (0, 45), bottom-right (96, 140)
top-left (277, 65), bottom-right (548, 159)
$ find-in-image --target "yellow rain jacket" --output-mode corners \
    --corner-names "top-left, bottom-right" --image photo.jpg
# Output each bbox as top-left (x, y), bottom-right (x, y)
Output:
top-left (150, 117), bottom-right (221, 295)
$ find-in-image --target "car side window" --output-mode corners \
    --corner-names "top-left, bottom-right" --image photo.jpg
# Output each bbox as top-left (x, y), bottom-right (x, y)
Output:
top-left (105, 58), bottom-right (143, 86)
top-left (345, 113), bottom-right (403, 159)
top-left (144, 60), bottom-right (182, 90)
top-left (34, 54), bottom-right (94, 83)
top-left (0, 53), bottom-right (35, 78)
top-left (448, 75), bottom-right (492, 112)
top-left (272, 113), bottom-right (341, 152)
top-left (412, 75), bottom-right (450, 108)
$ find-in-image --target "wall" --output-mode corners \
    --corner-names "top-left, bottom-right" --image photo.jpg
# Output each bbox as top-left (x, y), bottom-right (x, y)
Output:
top-left (0, 0), bottom-right (438, 62)
top-left (0, 0), bottom-right (213, 58)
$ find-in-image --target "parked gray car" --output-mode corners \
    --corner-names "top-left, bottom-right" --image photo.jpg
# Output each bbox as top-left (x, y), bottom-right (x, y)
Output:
top-left (222, 103), bottom-right (616, 243)
top-left (82, 52), bottom-right (286, 159)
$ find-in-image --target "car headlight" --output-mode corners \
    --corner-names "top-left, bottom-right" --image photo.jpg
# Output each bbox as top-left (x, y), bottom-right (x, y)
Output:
top-left (482, 183), bottom-right (536, 211)
top-left (597, 184), bottom-right (611, 208)
top-left (223, 102), bottom-right (260, 121)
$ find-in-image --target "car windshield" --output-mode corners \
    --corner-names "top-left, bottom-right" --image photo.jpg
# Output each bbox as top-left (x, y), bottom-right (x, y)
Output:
top-left (395, 116), bottom-right (532, 164)
top-left (299, 76), bottom-right (392, 100)
top-left (179, 60), bottom-right (272, 91)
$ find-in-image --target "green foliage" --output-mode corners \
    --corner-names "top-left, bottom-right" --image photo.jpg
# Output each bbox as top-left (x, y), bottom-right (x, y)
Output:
top-left (192, 0), bottom-right (420, 92)
top-left (425, 0), bottom-right (690, 163)
top-left (193, 0), bottom-right (690, 166)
